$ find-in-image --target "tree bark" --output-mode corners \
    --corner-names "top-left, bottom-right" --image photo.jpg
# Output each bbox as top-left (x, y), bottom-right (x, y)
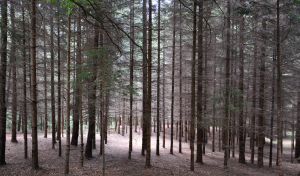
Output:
top-left (50, 4), bottom-right (56, 149)
top-left (276, 1), bottom-right (283, 175)
top-left (170, 0), bottom-right (176, 155)
top-left (11, 3), bottom-right (18, 143)
top-left (146, 0), bottom-right (152, 167)
top-left (238, 16), bottom-right (245, 164)
top-left (196, 0), bottom-right (204, 164)
top-left (0, 0), bottom-right (8, 166)
top-left (85, 19), bottom-right (98, 159)
top-left (22, 1), bottom-right (28, 159)
top-left (251, 19), bottom-right (257, 164)
top-left (64, 14), bottom-right (71, 174)
top-left (190, 0), bottom-right (197, 171)
top-left (156, 0), bottom-right (161, 156)
top-left (224, 0), bottom-right (231, 167)
top-left (57, 5), bottom-right (62, 156)
top-left (31, 0), bottom-right (39, 169)
top-left (141, 0), bottom-right (147, 156)
top-left (257, 18), bottom-right (266, 168)
top-left (129, 0), bottom-right (134, 159)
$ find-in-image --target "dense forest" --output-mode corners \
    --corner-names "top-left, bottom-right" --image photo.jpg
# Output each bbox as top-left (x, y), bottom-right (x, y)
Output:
top-left (0, 0), bottom-right (300, 175)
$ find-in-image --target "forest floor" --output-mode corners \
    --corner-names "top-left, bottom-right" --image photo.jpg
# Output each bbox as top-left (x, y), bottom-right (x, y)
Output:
top-left (1, 126), bottom-right (299, 176)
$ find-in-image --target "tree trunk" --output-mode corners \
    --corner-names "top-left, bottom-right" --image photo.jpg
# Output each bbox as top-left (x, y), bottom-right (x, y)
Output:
top-left (50, 4), bottom-right (56, 148)
top-left (170, 0), bottom-right (176, 155)
top-left (212, 34), bottom-right (217, 152)
top-left (269, 42), bottom-right (276, 167)
top-left (146, 0), bottom-right (152, 167)
top-left (11, 4), bottom-right (18, 143)
top-left (156, 0), bottom-right (161, 157)
top-left (57, 5), bottom-right (61, 156)
top-left (179, 2), bottom-right (182, 154)
top-left (196, 0), bottom-right (203, 164)
top-left (76, 12), bottom-right (83, 167)
top-left (141, 0), bottom-right (148, 157)
top-left (0, 0), bottom-right (8, 165)
top-left (30, 0), bottom-right (39, 169)
top-left (251, 19), bottom-right (257, 164)
top-left (22, 2), bottom-right (28, 158)
top-left (129, 0), bottom-right (134, 159)
top-left (238, 16), bottom-right (245, 164)
top-left (257, 18), bottom-right (266, 168)
top-left (224, 0), bottom-right (231, 167)
top-left (276, 1), bottom-right (283, 175)
top-left (190, 0), bottom-right (197, 171)
top-left (122, 100), bottom-right (125, 136)
top-left (85, 19), bottom-right (98, 159)
top-left (64, 14), bottom-right (71, 174)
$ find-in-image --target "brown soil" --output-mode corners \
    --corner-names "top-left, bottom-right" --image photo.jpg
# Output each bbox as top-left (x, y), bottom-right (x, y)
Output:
top-left (1, 127), bottom-right (299, 176)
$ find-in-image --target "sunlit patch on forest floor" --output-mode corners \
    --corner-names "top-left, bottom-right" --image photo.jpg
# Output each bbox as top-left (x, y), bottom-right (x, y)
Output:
top-left (1, 127), bottom-right (299, 175)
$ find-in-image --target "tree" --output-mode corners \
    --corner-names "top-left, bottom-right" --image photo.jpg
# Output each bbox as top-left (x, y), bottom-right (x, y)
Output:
top-left (22, 0), bottom-right (28, 159)
top-left (11, 3), bottom-right (18, 143)
top-left (276, 0), bottom-right (283, 174)
top-left (146, 0), bottom-right (152, 167)
top-left (170, 0), bottom-right (176, 155)
top-left (64, 13), bottom-right (71, 174)
top-left (141, 0), bottom-right (148, 157)
top-left (129, 0), bottom-right (134, 159)
top-left (31, 0), bottom-right (39, 170)
top-left (50, 4), bottom-right (56, 149)
top-left (156, 0), bottom-right (161, 156)
top-left (190, 0), bottom-right (197, 171)
top-left (238, 16), bottom-right (245, 164)
top-left (0, 0), bottom-right (8, 166)
top-left (57, 2), bottom-right (62, 156)
top-left (224, 0), bottom-right (231, 167)
top-left (257, 18), bottom-right (266, 168)
top-left (196, 0), bottom-right (203, 164)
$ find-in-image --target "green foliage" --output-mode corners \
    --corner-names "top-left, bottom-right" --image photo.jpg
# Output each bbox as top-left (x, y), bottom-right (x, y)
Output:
top-left (45, 0), bottom-right (103, 14)
top-left (209, 86), bottom-right (249, 113)
top-left (78, 46), bottom-right (137, 97)
top-left (234, 6), bottom-right (252, 15)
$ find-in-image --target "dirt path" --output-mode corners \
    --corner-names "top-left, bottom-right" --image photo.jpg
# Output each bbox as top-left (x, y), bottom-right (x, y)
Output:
top-left (0, 127), bottom-right (299, 175)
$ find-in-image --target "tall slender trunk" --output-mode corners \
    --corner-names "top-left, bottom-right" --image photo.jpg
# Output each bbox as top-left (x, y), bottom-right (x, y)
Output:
top-left (128, 0), bottom-right (134, 159)
top-left (212, 33), bottom-right (216, 152)
top-left (170, 0), bottom-right (176, 155)
top-left (31, 0), bottom-right (39, 169)
top-left (238, 16), bottom-right (245, 164)
top-left (190, 0), bottom-right (197, 171)
top-left (141, 0), bottom-right (148, 156)
top-left (224, 0), bottom-right (231, 167)
top-left (0, 0), bottom-right (8, 165)
top-left (251, 21), bottom-right (257, 164)
top-left (163, 26), bottom-right (166, 149)
top-left (276, 1), bottom-right (283, 175)
top-left (257, 18), bottom-right (266, 168)
top-left (50, 5), bottom-right (56, 148)
top-left (71, 15), bottom-right (80, 145)
top-left (156, 0), bottom-right (161, 156)
top-left (269, 42), bottom-right (276, 167)
top-left (196, 0), bottom-right (203, 164)
top-left (57, 5), bottom-right (61, 156)
top-left (122, 100), bottom-right (125, 136)
top-left (179, 2), bottom-right (182, 154)
top-left (85, 19), bottom-right (98, 158)
top-left (64, 14), bottom-right (71, 174)
top-left (43, 10), bottom-right (48, 139)
top-left (146, 0), bottom-right (152, 167)
top-left (11, 4), bottom-right (18, 143)
top-left (22, 2), bottom-right (28, 158)
top-left (77, 12), bottom-right (83, 167)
